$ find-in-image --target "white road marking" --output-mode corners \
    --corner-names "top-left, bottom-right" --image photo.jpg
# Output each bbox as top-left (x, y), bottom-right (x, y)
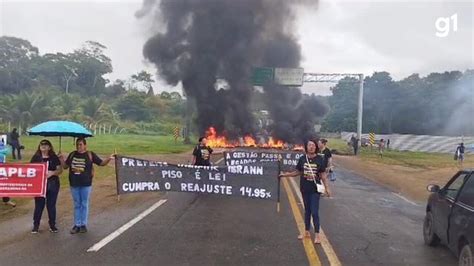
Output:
top-left (392, 192), bottom-right (419, 206)
top-left (87, 199), bottom-right (168, 252)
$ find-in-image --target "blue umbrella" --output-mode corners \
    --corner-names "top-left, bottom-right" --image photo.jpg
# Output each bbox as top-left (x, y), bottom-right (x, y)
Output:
top-left (28, 121), bottom-right (93, 152)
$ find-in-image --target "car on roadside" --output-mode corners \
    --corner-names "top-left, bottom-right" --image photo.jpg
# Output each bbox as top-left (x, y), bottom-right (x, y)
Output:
top-left (424, 169), bottom-right (474, 266)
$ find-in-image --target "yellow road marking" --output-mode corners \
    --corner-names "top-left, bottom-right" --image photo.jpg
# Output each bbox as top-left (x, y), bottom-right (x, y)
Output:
top-left (288, 177), bottom-right (342, 266)
top-left (282, 178), bottom-right (321, 266)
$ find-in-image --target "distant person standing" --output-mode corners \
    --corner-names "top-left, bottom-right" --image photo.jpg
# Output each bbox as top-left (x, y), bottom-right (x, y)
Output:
top-left (350, 134), bottom-right (359, 155)
top-left (9, 128), bottom-right (21, 160)
top-left (455, 143), bottom-right (465, 167)
top-left (317, 139), bottom-right (332, 168)
top-left (386, 139), bottom-right (390, 150)
top-left (192, 137), bottom-right (213, 166)
top-left (378, 139), bottom-right (385, 158)
top-left (318, 139), bottom-right (335, 181)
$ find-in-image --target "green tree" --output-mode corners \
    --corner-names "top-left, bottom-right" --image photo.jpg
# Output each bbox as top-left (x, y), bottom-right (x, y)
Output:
top-left (169, 91), bottom-right (182, 101)
top-left (104, 79), bottom-right (127, 98)
top-left (0, 92), bottom-right (53, 130)
top-left (0, 37), bottom-right (39, 94)
top-left (72, 41), bottom-right (112, 95)
top-left (40, 53), bottom-right (78, 94)
top-left (0, 36), bottom-right (39, 68)
top-left (131, 71), bottom-right (154, 95)
top-left (321, 77), bottom-right (359, 132)
top-left (160, 91), bottom-right (171, 100)
top-left (363, 72), bottom-right (401, 134)
top-left (115, 91), bottom-right (152, 121)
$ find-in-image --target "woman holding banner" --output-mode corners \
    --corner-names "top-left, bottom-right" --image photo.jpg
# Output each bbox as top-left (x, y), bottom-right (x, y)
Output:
top-left (192, 137), bottom-right (213, 166)
top-left (279, 139), bottom-right (331, 244)
top-left (60, 138), bottom-right (114, 234)
top-left (30, 139), bottom-right (62, 234)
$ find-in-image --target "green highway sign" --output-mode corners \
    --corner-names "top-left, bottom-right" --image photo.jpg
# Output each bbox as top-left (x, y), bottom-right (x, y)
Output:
top-left (251, 67), bottom-right (274, 86)
top-left (251, 67), bottom-right (304, 86)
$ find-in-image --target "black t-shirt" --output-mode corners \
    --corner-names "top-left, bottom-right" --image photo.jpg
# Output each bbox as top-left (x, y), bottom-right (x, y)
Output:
top-left (10, 132), bottom-right (19, 142)
top-left (193, 145), bottom-right (213, 166)
top-left (30, 154), bottom-right (61, 181)
top-left (296, 154), bottom-right (326, 194)
top-left (320, 148), bottom-right (332, 168)
top-left (65, 151), bottom-right (103, 187)
top-left (458, 146), bottom-right (465, 154)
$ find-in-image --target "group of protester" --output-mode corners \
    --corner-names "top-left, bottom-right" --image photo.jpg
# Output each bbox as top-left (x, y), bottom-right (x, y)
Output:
top-left (4, 131), bottom-right (334, 245)
top-left (350, 134), bottom-right (391, 157)
top-left (3, 129), bottom-right (468, 248)
top-left (1, 137), bottom-right (114, 234)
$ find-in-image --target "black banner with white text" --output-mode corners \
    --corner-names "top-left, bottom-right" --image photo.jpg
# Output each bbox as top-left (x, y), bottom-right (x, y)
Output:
top-left (115, 155), bottom-right (280, 200)
top-left (224, 150), bottom-right (304, 172)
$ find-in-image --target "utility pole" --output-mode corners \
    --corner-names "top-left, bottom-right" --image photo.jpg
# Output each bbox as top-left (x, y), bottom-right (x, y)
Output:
top-left (357, 74), bottom-right (364, 145)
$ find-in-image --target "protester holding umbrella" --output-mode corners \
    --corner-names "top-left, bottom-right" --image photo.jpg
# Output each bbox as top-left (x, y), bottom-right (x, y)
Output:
top-left (29, 121), bottom-right (114, 233)
top-left (60, 138), bottom-right (114, 234)
top-left (30, 139), bottom-right (62, 234)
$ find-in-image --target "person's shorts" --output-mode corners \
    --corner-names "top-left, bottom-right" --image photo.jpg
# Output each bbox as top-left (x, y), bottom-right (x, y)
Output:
top-left (459, 154), bottom-right (465, 161)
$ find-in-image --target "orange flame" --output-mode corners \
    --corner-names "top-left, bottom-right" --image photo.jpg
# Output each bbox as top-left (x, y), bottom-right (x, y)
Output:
top-left (243, 135), bottom-right (257, 147)
top-left (293, 145), bottom-right (304, 151)
top-left (260, 137), bottom-right (284, 148)
top-left (205, 127), bottom-right (287, 148)
top-left (206, 127), bottom-right (234, 148)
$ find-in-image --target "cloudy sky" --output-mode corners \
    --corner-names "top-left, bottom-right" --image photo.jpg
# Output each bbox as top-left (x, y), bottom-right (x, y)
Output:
top-left (0, 0), bottom-right (472, 95)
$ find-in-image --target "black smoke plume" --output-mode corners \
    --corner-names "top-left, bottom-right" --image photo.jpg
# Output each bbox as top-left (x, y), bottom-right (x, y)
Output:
top-left (138, 0), bottom-right (326, 142)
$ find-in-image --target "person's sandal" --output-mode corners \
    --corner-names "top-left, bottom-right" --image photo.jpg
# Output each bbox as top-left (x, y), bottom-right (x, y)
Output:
top-left (314, 235), bottom-right (321, 244)
top-left (298, 231), bottom-right (311, 240)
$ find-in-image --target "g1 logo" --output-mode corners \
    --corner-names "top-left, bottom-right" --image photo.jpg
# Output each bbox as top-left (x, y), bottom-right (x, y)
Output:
top-left (435, 13), bottom-right (458, 37)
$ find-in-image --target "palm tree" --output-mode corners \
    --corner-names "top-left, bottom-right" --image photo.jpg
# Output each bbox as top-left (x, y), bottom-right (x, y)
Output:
top-left (0, 92), bottom-right (53, 131)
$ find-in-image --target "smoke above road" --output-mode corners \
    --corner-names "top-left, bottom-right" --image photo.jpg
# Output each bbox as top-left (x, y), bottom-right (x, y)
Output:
top-left (137, 0), bottom-right (327, 143)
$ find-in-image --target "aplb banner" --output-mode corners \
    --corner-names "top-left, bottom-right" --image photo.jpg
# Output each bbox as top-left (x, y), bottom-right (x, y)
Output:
top-left (224, 149), bottom-right (304, 172)
top-left (0, 163), bottom-right (48, 197)
top-left (115, 155), bottom-right (280, 201)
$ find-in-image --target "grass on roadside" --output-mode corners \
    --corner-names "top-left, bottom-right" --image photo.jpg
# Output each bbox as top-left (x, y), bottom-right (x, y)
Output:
top-left (16, 134), bottom-right (194, 156)
top-left (327, 138), bottom-right (473, 169)
top-left (326, 138), bottom-right (354, 155)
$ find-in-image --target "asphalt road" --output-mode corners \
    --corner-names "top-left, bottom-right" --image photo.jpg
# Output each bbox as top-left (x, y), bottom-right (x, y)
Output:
top-left (0, 155), bottom-right (458, 265)
top-left (318, 167), bottom-right (456, 265)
